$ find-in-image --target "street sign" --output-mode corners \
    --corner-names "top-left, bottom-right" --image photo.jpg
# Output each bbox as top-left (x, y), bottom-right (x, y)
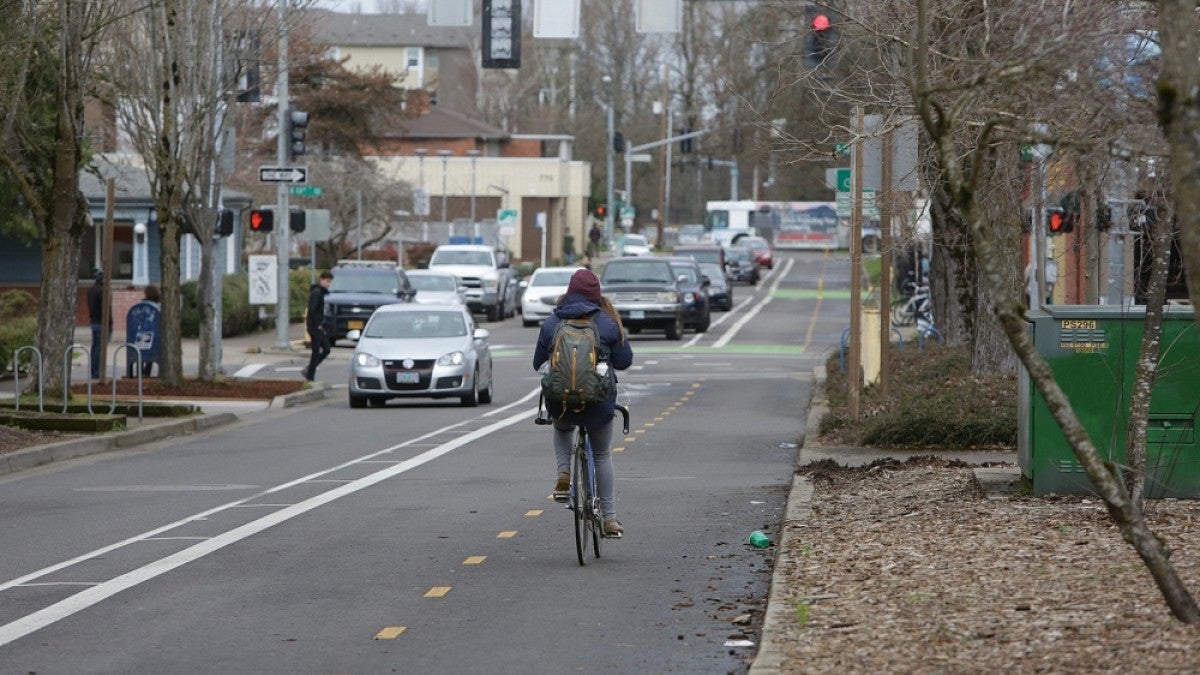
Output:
top-left (836, 189), bottom-right (878, 218)
top-left (290, 185), bottom-right (323, 197)
top-left (413, 188), bottom-right (430, 217)
top-left (259, 166), bottom-right (308, 183)
top-left (497, 208), bottom-right (518, 225)
top-left (836, 167), bottom-right (852, 193)
top-left (628, 153), bottom-right (653, 163)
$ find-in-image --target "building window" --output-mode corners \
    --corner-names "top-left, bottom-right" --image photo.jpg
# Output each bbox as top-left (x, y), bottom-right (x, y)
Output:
top-left (406, 47), bottom-right (421, 69)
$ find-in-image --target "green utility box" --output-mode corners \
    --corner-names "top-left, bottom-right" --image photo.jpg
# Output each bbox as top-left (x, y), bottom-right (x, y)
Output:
top-left (1019, 305), bottom-right (1199, 497)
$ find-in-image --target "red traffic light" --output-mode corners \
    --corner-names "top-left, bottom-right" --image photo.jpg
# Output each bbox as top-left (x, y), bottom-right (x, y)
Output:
top-left (249, 208), bottom-right (274, 233)
top-left (595, 205), bottom-right (607, 218)
top-left (1045, 208), bottom-right (1074, 234)
top-left (812, 14), bottom-right (831, 31)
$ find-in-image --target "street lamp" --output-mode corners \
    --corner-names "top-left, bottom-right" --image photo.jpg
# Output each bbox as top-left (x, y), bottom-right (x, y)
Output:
top-left (467, 149), bottom-right (481, 236)
top-left (415, 148), bottom-right (429, 241)
top-left (600, 75), bottom-right (615, 249)
top-left (437, 149), bottom-right (453, 228)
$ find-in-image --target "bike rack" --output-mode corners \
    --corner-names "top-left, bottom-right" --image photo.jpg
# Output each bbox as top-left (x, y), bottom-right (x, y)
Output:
top-left (12, 345), bottom-right (44, 412)
top-left (62, 343), bottom-right (95, 415)
top-left (839, 326), bottom-right (906, 372)
top-left (916, 324), bottom-right (945, 350)
top-left (109, 343), bottom-right (144, 421)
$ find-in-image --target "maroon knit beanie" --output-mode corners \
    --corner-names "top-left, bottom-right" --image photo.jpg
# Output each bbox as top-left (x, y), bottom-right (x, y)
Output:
top-left (567, 268), bottom-right (602, 301)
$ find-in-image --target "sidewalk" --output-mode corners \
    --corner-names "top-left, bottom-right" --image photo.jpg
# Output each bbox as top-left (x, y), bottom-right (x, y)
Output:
top-left (1, 324), bottom-right (330, 477)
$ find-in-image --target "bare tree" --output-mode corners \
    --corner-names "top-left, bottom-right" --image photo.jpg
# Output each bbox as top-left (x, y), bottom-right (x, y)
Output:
top-left (898, 0), bottom-right (1199, 621)
top-left (1158, 2), bottom-right (1200, 316)
top-left (101, 0), bottom-right (279, 383)
top-left (0, 0), bottom-right (117, 393)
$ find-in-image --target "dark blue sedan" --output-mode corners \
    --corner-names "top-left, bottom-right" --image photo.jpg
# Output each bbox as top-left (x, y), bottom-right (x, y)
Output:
top-left (667, 257), bottom-right (711, 333)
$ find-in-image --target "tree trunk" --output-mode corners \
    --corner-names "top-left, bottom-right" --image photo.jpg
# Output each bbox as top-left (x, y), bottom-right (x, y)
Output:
top-left (157, 215), bottom-right (183, 386)
top-left (1158, 1), bottom-right (1200, 336)
top-left (197, 234), bottom-right (219, 380)
top-left (1125, 206), bottom-right (1175, 507)
top-left (36, 199), bottom-right (85, 394)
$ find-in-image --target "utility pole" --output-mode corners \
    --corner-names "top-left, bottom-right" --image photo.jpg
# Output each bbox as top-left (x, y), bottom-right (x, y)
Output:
top-left (274, 0), bottom-right (291, 350)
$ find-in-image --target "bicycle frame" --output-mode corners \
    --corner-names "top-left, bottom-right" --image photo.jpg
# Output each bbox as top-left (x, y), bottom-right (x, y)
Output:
top-left (535, 395), bottom-right (630, 566)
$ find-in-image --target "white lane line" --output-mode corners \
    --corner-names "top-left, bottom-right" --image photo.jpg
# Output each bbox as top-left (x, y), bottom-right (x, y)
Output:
top-left (232, 364), bottom-right (268, 378)
top-left (684, 265), bottom-right (782, 347)
top-left (0, 400), bottom-right (540, 648)
top-left (711, 258), bottom-right (795, 349)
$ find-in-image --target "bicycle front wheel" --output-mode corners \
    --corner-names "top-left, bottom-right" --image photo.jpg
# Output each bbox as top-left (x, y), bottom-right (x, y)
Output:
top-left (572, 436), bottom-right (588, 566)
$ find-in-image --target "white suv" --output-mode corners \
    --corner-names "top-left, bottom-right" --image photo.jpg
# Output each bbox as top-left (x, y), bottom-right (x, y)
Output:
top-left (427, 244), bottom-right (512, 322)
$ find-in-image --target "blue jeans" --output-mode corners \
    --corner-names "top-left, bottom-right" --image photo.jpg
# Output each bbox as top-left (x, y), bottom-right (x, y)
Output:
top-left (553, 416), bottom-right (616, 518)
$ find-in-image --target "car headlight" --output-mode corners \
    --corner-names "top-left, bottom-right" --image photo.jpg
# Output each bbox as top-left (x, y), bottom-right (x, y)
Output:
top-left (438, 351), bottom-right (466, 366)
top-left (656, 291), bottom-right (677, 303)
top-left (482, 277), bottom-right (499, 292)
top-left (354, 352), bottom-right (380, 367)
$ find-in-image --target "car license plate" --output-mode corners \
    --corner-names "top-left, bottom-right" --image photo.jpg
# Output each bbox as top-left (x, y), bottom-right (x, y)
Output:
top-left (397, 371), bottom-right (419, 383)
top-left (348, 320), bottom-right (364, 329)
top-left (630, 310), bottom-right (645, 320)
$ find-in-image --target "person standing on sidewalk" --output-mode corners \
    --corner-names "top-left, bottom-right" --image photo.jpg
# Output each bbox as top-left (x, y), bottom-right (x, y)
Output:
top-left (587, 222), bottom-right (602, 259)
top-left (303, 271), bottom-right (334, 381)
top-left (87, 267), bottom-right (111, 379)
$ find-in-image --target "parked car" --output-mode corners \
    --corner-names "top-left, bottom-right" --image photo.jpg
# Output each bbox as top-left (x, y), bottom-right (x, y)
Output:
top-left (698, 261), bottom-right (733, 311)
top-left (519, 265), bottom-right (577, 327)
top-left (666, 257), bottom-right (711, 332)
top-left (599, 256), bottom-right (686, 340)
top-left (426, 244), bottom-right (513, 322)
top-left (346, 304), bottom-right (494, 408)
top-left (321, 260), bottom-right (416, 344)
top-left (734, 235), bottom-right (774, 270)
top-left (621, 233), bottom-right (653, 257)
top-left (406, 270), bottom-right (465, 306)
top-left (724, 246), bottom-right (762, 284)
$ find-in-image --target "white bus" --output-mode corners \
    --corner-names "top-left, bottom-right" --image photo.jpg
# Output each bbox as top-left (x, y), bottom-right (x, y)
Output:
top-left (705, 200), bottom-right (848, 250)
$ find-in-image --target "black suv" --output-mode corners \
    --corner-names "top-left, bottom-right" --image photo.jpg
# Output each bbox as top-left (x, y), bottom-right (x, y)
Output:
top-left (599, 256), bottom-right (686, 340)
top-left (323, 261), bottom-right (416, 342)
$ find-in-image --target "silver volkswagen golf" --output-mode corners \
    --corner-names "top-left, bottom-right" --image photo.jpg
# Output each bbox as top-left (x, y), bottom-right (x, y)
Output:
top-left (346, 304), bottom-right (493, 408)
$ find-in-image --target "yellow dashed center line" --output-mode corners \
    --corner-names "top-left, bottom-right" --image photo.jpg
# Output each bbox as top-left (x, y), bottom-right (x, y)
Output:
top-left (374, 626), bottom-right (407, 640)
top-left (497, 531), bottom-right (517, 538)
top-left (634, 429), bottom-right (645, 435)
top-left (525, 509), bottom-right (543, 517)
top-left (613, 446), bottom-right (625, 453)
top-left (644, 422), bottom-right (655, 427)
top-left (463, 556), bottom-right (486, 565)
top-left (624, 436), bottom-right (636, 443)
top-left (654, 416), bottom-right (664, 422)
top-left (424, 587), bottom-right (451, 598)
top-left (691, 382), bottom-right (702, 388)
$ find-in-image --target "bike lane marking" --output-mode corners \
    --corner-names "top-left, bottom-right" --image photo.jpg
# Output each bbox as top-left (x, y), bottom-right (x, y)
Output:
top-left (0, 390), bottom-right (542, 648)
top-left (711, 257), bottom-right (795, 348)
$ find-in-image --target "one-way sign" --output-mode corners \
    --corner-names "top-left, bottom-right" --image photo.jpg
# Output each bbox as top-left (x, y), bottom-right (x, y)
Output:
top-left (259, 166), bottom-right (308, 183)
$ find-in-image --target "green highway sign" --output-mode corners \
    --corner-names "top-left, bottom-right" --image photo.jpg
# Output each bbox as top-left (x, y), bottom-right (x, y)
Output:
top-left (836, 168), bottom-right (852, 193)
top-left (290, 185), bottom-right (323, 197)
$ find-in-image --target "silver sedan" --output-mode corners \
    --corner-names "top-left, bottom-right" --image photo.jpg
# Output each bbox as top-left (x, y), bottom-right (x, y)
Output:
top-left (346, 304), bottom-right (494, 408)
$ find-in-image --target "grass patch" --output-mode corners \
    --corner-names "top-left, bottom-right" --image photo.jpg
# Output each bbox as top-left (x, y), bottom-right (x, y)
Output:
top-left (819, 342), bottom-right (1016, 450)
top-left (795, 602), bottom-right (811, 628)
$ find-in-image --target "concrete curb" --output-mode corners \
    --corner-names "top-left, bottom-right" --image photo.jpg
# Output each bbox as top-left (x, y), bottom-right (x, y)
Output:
top-left (749, 364), bottom-right (824, 674)
top-left (0, 412), bottom-right (240, 478)
top-left (0, 384), bottom-right (329, 478)
top-left (271, 382), bottom-right (328, 408)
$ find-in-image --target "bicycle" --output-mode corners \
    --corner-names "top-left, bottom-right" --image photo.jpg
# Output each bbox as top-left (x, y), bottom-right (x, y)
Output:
top-left (535, 395), bottom-right (631, 566)
top-left (891, 281), bottom-right (930, 327)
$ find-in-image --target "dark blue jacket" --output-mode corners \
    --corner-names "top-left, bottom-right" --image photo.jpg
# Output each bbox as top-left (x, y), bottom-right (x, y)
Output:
top-left (533, 294), bottom-right (634, 427)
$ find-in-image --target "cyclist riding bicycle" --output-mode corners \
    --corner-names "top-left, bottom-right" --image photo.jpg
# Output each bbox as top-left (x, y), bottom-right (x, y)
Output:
top-left (533, 268), bottom-right (634, 538)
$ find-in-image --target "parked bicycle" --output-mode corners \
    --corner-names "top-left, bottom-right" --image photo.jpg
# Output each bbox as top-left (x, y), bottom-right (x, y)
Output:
top-left (536, 396), bottom-right (631, 566)
top-left (891, 281), bottom-right (931, 327)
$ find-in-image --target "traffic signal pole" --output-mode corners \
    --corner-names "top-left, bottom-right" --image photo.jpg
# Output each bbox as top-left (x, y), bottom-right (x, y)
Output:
top-left (275, 2), bottom-right (291, 350)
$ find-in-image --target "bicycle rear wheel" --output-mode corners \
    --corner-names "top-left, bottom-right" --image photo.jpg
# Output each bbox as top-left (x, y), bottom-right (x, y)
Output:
top-left (572, 434), bottom-right (588, 566)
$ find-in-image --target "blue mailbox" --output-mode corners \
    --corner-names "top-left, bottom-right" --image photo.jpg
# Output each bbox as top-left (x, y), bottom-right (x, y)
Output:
top-left (125, 301), bottom-right (161, 377)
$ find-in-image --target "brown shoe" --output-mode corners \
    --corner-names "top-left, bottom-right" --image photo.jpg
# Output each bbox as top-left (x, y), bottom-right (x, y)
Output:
top-left (553, 472), bottom-right (570, 503)
top-left (603, 518), bottom-right (624, 538)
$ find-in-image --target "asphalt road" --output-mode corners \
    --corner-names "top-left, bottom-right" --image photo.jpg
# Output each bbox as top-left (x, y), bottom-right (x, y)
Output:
top-left (0, 250), bottom-right (852, 673)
